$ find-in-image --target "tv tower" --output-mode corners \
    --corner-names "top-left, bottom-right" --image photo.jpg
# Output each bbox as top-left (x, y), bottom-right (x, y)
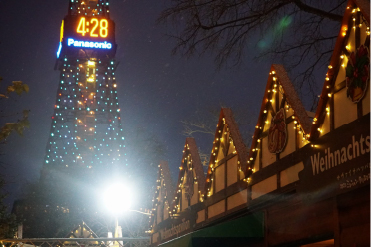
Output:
top-left (41, 0), bottom-right (126, 183)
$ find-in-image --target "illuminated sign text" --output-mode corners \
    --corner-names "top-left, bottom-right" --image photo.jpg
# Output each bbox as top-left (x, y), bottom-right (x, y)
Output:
top-left (77, 17), bottom-right (109, 38)
top-left (67, 38), bottom-right (112, 49)
top-left (310, 134), bottom-right (370, 176)
top-left (160, 219), bottom-right (190, 240)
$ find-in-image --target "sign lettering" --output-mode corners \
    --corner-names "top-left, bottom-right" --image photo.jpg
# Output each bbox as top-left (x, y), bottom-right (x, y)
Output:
top-left (310, 135), bottom-right (370, 176)
top-left (160, 219), bottom-right (190, 241)
top-left (67, 38), bottom-right (112, 49)
top-left (298, 115), bottom-right (370, 202)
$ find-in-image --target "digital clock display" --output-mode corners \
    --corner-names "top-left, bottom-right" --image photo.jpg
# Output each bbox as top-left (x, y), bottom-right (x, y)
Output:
top-left (76, 17), bottom-right (109, 38)
top-left (57, 15), bottom-right (116, 58)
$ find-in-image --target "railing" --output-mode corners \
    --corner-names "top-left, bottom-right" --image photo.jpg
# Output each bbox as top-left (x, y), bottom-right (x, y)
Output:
top-left (0, 238), bottom-right (150, 247)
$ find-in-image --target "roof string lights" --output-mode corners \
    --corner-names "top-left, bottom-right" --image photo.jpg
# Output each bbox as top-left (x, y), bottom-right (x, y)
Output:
top-left (312, 4), bottom-right (369, 140)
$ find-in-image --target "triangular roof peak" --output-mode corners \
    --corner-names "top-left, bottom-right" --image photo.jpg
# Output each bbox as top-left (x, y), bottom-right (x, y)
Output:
top-left (249, 64), bottom-right (311, 144)
top-left (247, 64), bottom-right (311, 175)
top-left (272, 64), bottom-right (312, 134)
top-left (148, 161), bottom-right (175, 230)
top-left (180, 138), bottom-right (206, 192)
top-left (156, 160), bottom-right (175, 204)
top-left (310, 0), bottom-right (370, 139)
top-left (203, 108), bottom-right (249, 198)
top-left (170, 138), bottom-right (205, 215)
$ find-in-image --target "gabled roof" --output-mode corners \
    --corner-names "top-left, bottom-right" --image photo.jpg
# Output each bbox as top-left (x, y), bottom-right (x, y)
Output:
top-left (247, 64), bottom-right (311, 173)
top-left (160, 160), bottom-right (175, 203)
top-left (170, 138), bottom-right (205, 214)
top-left (205, 108), bottom-right (249, 188)
top-left (149, 160), bottom-right (174, 227)
top-left (154, 160), bottom-right (175, 204)
top-left (176, 138), bottom-right (206, 194)
top-left (274, 65), bottom-right (312, 134)
top-left (309, 0), bottom-right (370, 139)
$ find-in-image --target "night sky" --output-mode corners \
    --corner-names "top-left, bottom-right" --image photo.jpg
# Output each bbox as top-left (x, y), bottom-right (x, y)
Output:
top-left (0, 0), bottom-right (278, 207)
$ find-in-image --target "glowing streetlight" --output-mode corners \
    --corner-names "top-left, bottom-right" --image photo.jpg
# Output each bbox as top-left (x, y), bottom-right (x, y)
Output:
top-left (101, 182), bottom-right (151, 247)
top-left (102, 182), bottom-right (133, 215)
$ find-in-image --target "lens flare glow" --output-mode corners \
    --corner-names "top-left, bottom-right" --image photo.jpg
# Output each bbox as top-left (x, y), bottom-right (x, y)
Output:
top-left (102, 183), bottom-right (132, 215)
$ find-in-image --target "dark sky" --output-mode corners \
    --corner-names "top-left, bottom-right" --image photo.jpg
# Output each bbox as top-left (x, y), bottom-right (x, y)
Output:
top-left (0, 0), bottom-right (272, 207)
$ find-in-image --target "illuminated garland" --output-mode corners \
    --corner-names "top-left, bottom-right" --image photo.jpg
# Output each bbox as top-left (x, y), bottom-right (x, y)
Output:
top-left (148, 163), bottom-right (173, 233)
top-left (203, 115), bottom-right (245, 200)
top-left (312, 5), bottom-right (370, 137)
top-left (248, 70), bottom-right (310, 176)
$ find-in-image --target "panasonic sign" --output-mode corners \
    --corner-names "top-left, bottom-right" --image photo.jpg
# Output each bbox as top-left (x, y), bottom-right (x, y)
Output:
top-left (67, 38), bottom-right (112, 49)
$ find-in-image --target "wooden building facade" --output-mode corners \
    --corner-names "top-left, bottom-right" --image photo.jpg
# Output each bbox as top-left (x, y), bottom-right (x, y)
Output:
top-left (148, 0), bottom-right (370, 246)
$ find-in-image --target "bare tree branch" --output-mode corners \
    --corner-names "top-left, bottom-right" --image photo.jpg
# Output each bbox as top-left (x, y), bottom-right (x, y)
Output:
top-left (293, 0), bottom-right (343, 21)
top-left (159, 0), bottom-right (347, 107)
top-left (180, 120), bottom-right (214, 136)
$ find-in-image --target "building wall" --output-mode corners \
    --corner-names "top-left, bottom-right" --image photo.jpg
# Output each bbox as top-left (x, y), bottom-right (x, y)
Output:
top-left (150, 5), bottom-right (370, 246)
top-left (266, 186), bottom-right (370, 246)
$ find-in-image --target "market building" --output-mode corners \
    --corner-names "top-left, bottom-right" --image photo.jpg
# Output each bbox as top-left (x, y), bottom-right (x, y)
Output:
top-left (148, 0), bottom-right (370, 246)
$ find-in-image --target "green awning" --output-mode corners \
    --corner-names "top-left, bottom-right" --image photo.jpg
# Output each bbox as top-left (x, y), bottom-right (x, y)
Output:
top-left (159, 212), bottom-right (264, 247)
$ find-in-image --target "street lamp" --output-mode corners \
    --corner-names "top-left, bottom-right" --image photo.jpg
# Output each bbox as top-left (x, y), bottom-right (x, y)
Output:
top-left (103, 182), bottom-right (132, 215)
top-left (102, 182), bottom-right (151, 246)
top-left (102, 182), bottom-right (151, 215)
top-left (102, 182), bottom-right (132, 247)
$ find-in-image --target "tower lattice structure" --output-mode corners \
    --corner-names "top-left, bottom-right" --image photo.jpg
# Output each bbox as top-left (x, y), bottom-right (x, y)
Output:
top-left (41, 0), bottom-right (126, 182)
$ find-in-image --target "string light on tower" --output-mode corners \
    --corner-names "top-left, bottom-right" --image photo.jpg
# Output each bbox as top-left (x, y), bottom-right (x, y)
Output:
top-left (42, 0), bottom-right (127, 184)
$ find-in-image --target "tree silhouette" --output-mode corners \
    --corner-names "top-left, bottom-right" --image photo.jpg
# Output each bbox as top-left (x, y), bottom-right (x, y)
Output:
top-left (159, 0), bottom-right (347, 109)
top-left (0, 78), bottom-right (29, 142)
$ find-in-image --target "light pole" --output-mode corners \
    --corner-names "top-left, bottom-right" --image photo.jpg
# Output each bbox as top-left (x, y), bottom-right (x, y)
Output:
top-left (102, 182), bottom-right (131, 247)
top-left (102, 182), bottom-right (151, 247)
